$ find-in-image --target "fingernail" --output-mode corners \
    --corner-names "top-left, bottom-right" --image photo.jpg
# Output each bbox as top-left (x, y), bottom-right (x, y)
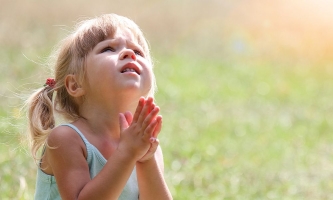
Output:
top-left (150, 137), bottom-right (156, 143)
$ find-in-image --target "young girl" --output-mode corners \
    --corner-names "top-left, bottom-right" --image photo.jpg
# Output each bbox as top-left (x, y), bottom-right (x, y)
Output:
top-left (26, 14), bottom-right (172, 200)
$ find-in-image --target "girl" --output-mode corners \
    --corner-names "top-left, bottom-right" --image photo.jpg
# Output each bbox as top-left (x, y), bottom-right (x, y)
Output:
top-left (26, 14), bottom-right (172, 200)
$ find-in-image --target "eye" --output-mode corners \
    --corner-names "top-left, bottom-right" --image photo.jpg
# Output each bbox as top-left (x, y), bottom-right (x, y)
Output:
top-left (133, 49), bottom-right (144, 57)
top-left (101, 46), bottom-right (116, 53)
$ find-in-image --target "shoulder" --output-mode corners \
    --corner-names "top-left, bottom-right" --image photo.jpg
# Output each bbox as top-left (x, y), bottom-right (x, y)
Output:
top-left (47, 125), bottom-right (81, 145)
top-left (44, 125), bottom-right (92, 198)
top-left (47, 125), bottom-right (87, 158)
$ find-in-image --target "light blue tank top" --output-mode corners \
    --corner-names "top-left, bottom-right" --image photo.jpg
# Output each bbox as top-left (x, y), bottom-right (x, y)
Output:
top-left (34, 124), bottom-right (139, 200)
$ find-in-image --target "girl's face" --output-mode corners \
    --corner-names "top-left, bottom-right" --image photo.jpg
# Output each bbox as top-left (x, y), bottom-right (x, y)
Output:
top-left (84, 28), bottom-right (154, 107)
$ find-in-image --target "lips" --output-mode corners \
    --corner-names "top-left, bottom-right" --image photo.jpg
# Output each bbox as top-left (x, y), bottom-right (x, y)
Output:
top-left (120, 62), bottom-right (141, 75)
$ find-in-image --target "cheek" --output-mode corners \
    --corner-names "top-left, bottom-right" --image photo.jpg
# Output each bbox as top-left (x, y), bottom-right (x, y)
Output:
top-left (86, 58), bottom-right (116, 82)
top-left (140, 59), bottom-right (152, 77)
top-left (143, 62), bottom-right (154, 83)
top-left (144, 67), bottom-right (156, 94)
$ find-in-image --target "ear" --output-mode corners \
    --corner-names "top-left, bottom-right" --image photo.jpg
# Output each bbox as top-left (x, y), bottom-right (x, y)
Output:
top-left (65, 74), bottom-right (85, 97)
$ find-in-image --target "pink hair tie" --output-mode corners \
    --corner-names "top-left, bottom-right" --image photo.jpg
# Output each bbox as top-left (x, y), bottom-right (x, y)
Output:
top-left (44, 78), bottom-right (56, 88)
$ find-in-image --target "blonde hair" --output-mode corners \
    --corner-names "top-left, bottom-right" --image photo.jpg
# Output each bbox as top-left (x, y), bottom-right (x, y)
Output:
top-left (26, 14), bottom-right (156, 161)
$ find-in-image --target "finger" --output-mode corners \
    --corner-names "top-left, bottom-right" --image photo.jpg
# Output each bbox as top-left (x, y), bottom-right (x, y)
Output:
top-left (152, 115), bottom-right (162, 139)
top-left (148, 97), bottom-right (156, 114)
top-left (143, 116), bottom-right (159, 141)
top-left (149, 137), bottom-right (156, 143)
top-left (137, 97), bottom-right (154, 125)
top-left (148, 103), bottom-right (155, 115)
top-left (148, 98), bottom-right (156, 113)
top-left (149, 138), bottom-right (160, 148)
top-left (132, 97), bottom-right (145, 123)
top-left (124, 111), bottom-right (133, 125)
top-left (119, 113), bottom-right (129, 131)
top-left (144, 97), bottom-right (154, 114)
top-left (141, 106), bottom-right (160, 131)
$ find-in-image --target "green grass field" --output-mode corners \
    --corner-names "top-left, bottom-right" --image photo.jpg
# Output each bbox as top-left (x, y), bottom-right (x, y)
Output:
top-left (1, 0), bottom-right (333, 199)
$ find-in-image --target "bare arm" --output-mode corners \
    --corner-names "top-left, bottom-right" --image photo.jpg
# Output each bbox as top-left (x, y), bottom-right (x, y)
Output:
top-left (47, 126), bottom-right (137, 200)
top-left (136, 146), bottom-right (173, 200)
top-left (47, 97), bottom-right (160, 199)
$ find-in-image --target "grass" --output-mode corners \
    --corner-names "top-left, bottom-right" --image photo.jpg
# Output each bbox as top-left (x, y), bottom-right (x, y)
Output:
top-left (155, 54), bottom-right (333, 199)
top-left (1, 0), bottom-right (333, 199)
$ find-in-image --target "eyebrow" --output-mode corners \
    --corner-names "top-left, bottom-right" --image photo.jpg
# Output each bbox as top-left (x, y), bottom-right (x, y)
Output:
top-left (94, 38), bottom-right (144, 53)
top-left (94, 38), bottom-right (118, 49)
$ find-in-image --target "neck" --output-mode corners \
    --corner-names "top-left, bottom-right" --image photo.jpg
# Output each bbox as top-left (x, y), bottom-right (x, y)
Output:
top-left (78, 97), bottom-right (140, 137)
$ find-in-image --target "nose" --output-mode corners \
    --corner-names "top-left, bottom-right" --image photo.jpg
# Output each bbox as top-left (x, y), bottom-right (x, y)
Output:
top-left (119, 49), bottom-right (136, 60)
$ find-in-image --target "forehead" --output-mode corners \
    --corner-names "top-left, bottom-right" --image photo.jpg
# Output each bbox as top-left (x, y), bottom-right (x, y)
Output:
top-left (94, 28), bottom-right (140, 49)
top-left (113, 28), bottom-right (136, 42)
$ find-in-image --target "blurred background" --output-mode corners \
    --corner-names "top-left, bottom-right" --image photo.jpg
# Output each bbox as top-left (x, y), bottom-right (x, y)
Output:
top-left (1, 0), bottom-right (333, 199)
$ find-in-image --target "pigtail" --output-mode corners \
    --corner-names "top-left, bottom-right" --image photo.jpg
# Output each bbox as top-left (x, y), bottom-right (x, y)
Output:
top-left (26, 85), bottom-right (56, 161)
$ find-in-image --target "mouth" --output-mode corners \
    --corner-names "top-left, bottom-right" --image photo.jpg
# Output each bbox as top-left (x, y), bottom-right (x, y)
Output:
top-left (120, 63), bottom-right (141, 75)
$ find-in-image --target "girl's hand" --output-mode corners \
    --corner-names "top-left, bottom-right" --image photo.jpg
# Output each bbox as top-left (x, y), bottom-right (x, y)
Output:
top-left (117, 97), bottom-right (160, 161)
top-left (137, 115), bottom-right (162, 163)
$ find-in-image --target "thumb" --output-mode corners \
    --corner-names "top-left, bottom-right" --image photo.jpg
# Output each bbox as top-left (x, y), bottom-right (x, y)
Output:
top-left (124, 111), bottom-right (133, 125)
top-left (119, 113), bottom-right (129, 131)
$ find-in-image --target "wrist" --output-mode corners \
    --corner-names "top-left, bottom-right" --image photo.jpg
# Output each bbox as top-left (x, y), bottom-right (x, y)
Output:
top-left (136, 155), bottom-right (157, 168)
top-left (114, 149), bottom-right (138, 165)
